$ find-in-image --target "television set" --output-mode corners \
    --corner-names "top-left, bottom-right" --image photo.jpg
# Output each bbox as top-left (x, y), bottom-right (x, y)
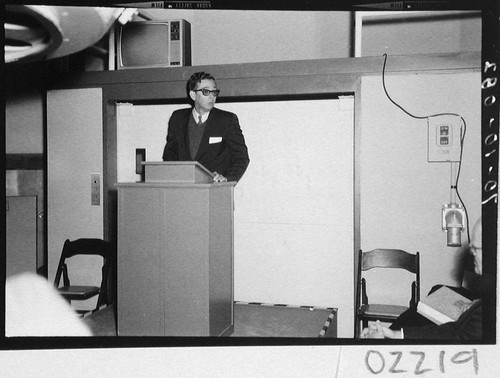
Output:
top-left (117, 19), bottom-right (191, 69)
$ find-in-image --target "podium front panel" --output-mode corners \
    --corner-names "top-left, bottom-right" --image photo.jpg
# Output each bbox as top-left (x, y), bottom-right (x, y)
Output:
top-left (117, 182), bottom-right (234, 336)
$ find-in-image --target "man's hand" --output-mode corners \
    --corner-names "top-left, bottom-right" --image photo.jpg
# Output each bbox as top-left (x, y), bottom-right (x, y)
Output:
top-left (360, 323), bottom-right (384, 338)
top-left (213, 172), bottom-right (228, 183)
top-left (360, 321), bottom-right (403, 339)
top-left (456, 298), bottom-right (479, 314)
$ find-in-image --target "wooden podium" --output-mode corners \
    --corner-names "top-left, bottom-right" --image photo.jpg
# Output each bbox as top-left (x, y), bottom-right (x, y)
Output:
top-left (116, 162), bottom-right (235, 336)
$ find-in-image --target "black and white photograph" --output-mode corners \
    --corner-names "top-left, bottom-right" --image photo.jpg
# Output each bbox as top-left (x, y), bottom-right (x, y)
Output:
top-left (3, 0), bottom-right (499, 376)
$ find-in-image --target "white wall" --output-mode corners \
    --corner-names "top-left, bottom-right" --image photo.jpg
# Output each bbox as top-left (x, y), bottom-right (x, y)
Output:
top-left (359, 71), bottom-right (481, 305)
top-left (116, 103), bottom-right (184, 182)
top-left (226, 99), bottom-right (354, 336)
top-left (116, 97), bottom-right (355, 336)
top-left (134, 9), bottom-right (352, 65)
top-left (6, 91), bottom-right (44, 154)
top-left (47, 88), bottom-right (104, 311)
top-left (359, 11), bottom-right (481, 57)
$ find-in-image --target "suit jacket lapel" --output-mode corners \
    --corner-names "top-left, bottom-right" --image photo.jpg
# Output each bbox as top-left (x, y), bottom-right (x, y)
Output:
top-left (181, 110), bottom-right (193, 160)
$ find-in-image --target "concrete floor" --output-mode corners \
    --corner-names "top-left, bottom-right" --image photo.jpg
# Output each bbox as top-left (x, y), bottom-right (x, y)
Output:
top-left (82, 302), bottom-right (337, 338)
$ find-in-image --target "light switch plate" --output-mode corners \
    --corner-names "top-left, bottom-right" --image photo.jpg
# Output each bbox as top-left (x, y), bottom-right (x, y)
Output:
top-left (427, 115), bottom-right (462, 162)
top-left (91, 173), bottom-right (100, 206)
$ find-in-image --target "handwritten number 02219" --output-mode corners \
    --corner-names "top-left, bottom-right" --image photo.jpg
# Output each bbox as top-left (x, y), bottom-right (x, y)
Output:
top-left (364, 349), bottom-right (478, 375)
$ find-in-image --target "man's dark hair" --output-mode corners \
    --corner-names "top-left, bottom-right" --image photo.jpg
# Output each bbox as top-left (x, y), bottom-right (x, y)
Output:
top-left (187, 72), bottom-right (216, 92)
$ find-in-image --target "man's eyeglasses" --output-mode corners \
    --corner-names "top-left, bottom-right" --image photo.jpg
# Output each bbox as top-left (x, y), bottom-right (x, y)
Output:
top-left (194, 88), bottom-right (220, 97)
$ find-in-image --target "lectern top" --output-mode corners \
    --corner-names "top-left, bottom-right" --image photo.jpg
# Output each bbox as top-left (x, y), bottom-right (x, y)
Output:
top-left (141, 161), bottom-right (214, 183)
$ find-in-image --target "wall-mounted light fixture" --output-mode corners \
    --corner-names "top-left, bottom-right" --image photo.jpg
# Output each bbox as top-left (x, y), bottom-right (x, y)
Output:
top-left (442, 202), bottom-right (465, 247)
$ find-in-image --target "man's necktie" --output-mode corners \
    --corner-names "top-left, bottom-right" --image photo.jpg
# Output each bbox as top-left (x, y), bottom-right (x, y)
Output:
top-left (198, 115), bottom-right (203, 125)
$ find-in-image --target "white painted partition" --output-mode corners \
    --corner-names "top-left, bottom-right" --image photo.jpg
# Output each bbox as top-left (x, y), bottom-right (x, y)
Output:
top-left (116, 97), bottom-right (355, 337)
top-left (47, 88), bottom-right (103, 311)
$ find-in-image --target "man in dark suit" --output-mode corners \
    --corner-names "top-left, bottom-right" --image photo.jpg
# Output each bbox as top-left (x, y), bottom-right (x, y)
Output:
top-left (361, 217), bottom-right (488, 340)
top-left (162, 72), bottom-right (249, 183)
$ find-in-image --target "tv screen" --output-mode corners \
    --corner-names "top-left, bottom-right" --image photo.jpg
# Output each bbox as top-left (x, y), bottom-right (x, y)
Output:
top-left (117, 20), bottom-right (191, 69)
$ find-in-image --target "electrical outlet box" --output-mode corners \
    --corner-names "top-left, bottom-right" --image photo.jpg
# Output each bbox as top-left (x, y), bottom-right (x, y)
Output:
top-left (427, 115), bottom-right (462, 162)
top-left (91, 173), bottom-right (100, 206)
